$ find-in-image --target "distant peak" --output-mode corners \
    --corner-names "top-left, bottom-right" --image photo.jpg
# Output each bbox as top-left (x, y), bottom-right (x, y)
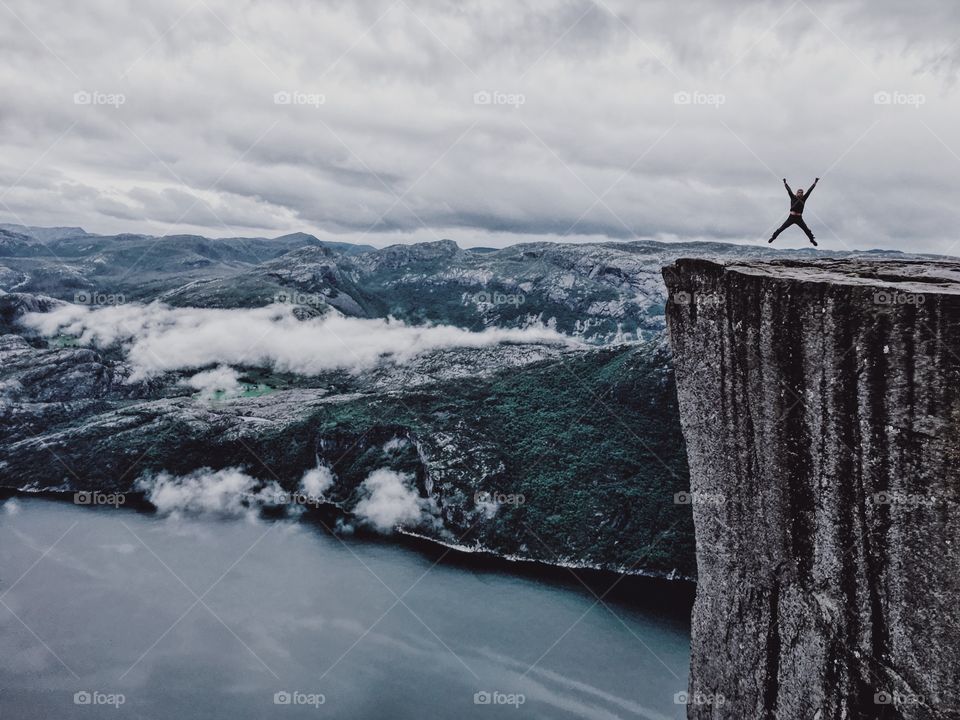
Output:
top-left (381, 239), bottom-right (462, 255)
top-left (0, 224), bottom-right (88, 242)
top-left (273, 231), bottom-right (321, 243)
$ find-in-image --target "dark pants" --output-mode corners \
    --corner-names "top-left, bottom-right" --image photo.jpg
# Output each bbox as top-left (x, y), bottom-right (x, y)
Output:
top-left (771, 214), bottom-right (814, 241)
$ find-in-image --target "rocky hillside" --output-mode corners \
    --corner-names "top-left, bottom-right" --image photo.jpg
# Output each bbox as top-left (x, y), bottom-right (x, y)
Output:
top-left (664, 258), bottom-right (960, 719)
top-left (0, 303), bottom-right (694, 580)
top-left (1, 229), bottom-right (926, 343)
top-left (0, 229), bottom-right (949, 580)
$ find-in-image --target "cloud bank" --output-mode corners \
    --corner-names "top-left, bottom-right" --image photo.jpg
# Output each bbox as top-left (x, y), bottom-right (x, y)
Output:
top-left (134, 464), bottom-right (436, 534)
top-left (22, 302), bottom-right (573, 379)
top-left (136, 467), bottom-right (283, 516)
top-left (137, 464), bottom-right (335, 516)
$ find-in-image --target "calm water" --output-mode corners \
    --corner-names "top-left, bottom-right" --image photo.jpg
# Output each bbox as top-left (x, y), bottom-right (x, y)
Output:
top-left (0, 498), bottom-right (690, 719)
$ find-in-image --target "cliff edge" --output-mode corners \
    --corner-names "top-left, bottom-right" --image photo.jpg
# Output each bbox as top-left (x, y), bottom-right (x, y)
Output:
top-left (663, 258), bottom-right (960, 719)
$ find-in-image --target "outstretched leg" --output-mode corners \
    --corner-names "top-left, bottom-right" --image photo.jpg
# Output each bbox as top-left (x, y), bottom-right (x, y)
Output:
top-left (768, 216), bottom-right (795, 243)
top-left (796, 217), bottom-right (817, 245)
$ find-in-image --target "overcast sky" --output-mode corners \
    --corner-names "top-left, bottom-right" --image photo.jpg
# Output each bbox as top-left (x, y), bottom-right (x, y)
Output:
top-left (1, 0), bottom-right (959, 253)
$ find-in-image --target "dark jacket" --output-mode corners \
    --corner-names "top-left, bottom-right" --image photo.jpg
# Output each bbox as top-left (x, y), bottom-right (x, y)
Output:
top-left (785, 179), bottom-right (817, 214)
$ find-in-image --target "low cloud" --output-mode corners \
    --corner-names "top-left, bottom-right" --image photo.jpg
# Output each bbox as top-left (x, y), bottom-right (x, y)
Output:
top-left (134, 463), bottom-right (435, 532)
top-left (185, 365), bottom-right (243, 398)
top-left (22, 302), bottom-right (575, 380)
top-left (136, 467), bottom-right (283, 516)
top-left (299, 465), bottom-right (334, 499)
top-left (136, 464), bottom-right (338, 518)
top-left (353, 469), bottom-right (437, 533)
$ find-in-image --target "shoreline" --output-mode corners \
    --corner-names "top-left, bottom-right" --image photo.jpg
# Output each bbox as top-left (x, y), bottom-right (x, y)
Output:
top-left (395, 527), bottom-right (695, 583)
top-left (1, 487), bottom-right (696, 615)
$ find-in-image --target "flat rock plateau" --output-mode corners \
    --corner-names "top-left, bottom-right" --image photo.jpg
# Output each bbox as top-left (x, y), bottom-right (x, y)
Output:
top-left (664, 258), bottom-right (960, 719)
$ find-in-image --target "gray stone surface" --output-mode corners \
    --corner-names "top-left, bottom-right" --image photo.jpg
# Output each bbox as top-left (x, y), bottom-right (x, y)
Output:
top-left (663, 258), bottom-right (960, 719)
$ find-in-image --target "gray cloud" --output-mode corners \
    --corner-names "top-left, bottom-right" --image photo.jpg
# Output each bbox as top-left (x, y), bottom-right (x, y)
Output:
top-left (1, 0), bottom-right (959, 252)
top-left (353, 468), bottom-right (439, 534)
top-left (135, 464), bottom-right (332, 516)
top-left (136, 467), bottom-right (284, 517)
top-left (21, 301), bottom-right (576, 379)
top-left (184, 364), bottom-right (243, 398)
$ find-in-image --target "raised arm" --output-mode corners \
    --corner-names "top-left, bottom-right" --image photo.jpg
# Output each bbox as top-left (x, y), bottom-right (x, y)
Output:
top-left (805, 178), bottom-right (819, 198)
top-left (783, 178), bottom-right (794, 198)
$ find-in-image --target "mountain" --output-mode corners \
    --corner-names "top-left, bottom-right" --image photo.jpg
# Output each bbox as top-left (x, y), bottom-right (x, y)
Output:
top-left (0, 227), bottom-right (54, 258)
top-left (1, 229), bottom-right (941, 341)
top-left (0, 228), bottom-right (952, 579)
top-left (0, 223), bottom-right (89, 243)
top-left (272, 232), bottom-right (376, 255)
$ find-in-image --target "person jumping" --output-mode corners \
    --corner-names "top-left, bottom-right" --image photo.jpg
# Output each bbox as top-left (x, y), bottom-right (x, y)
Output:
top-left (768, 177), bottom-right (819, 246)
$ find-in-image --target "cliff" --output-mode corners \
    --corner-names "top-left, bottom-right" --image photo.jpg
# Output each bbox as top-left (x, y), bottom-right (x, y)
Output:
top-left (663, 258), bottom-right (960, 719)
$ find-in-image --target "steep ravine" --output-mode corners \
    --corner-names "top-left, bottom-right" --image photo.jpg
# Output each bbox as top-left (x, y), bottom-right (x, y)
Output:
top-left (663, 259), bottom-right (960, 720)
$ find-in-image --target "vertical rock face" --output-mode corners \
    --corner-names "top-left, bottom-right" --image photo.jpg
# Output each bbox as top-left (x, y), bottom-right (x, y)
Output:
top-left (663, 259), bottom-right (960, 720)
